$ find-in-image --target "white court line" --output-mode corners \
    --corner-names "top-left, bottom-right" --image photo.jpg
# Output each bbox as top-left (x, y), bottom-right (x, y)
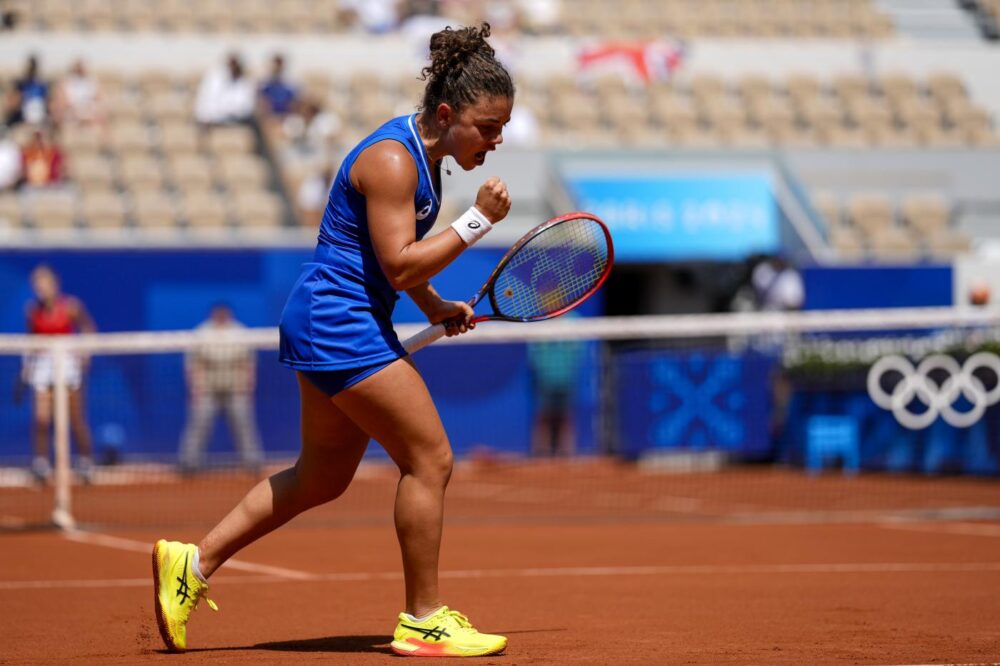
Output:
top-left (4, 560), bottom-right (1000, 592)
top-left (63, 530), bottom-right (316, 580)
top-left (882, 663), bottom-right (1000, 666)
top-left (880, 522), bottom-right (1000, 538)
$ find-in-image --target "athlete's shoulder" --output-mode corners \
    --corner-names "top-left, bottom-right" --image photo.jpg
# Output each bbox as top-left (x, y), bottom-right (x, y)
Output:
top-left (352, 133), bottom-right (418, 195)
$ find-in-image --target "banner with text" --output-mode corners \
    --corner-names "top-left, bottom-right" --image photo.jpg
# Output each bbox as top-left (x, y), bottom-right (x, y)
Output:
top-left (567, 173), bottom-right (778, 262)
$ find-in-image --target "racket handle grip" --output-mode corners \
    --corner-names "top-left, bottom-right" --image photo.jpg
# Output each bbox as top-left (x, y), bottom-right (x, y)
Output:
top-left (402, 323), bottom-right (447, 354)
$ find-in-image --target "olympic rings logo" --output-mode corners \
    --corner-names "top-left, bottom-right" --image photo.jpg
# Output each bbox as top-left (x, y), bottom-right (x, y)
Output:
top-left (867, 352), bottom-right (1000, 429)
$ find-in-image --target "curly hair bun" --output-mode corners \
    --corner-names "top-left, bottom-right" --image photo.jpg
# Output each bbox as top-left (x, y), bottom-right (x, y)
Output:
top-left (425, 23), bottom-right (494, 80)
top-left (419, 22), bottom-right (513, 115)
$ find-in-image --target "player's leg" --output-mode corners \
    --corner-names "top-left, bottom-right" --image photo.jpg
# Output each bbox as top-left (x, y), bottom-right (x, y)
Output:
top-left (67, 388), bottom-right (93, 455)
top-left (196, 374), bottom-right (369, 577)
top-left (154, 374), bottom-right (370, 651)
top-left (331, 357), bottom-right (507, 657)
top-left (67, 387), bottom-right (94, 481)
top-left (331, 357), bottom-right (451, 617)
top-left (31, 387), bottom-right (53, 481)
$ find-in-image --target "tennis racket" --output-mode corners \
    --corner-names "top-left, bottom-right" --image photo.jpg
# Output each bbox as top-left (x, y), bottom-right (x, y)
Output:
top-left (402, 211), bottom-right (613, 354)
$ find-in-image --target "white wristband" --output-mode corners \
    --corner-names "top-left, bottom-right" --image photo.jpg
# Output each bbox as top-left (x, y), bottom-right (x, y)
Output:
top-left (451, 206), bottom-right (493, 246)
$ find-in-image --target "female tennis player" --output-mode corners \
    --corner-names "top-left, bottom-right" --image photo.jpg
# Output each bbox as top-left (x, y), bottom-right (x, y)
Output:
top-left (154, 24), bottom-right (513, 657)
top-left (23, 264), bottom-right (96, 484)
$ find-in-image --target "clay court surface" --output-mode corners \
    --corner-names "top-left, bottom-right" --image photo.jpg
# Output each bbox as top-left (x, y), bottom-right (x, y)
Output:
top-left (3, 462), bottom-right (1000, 664)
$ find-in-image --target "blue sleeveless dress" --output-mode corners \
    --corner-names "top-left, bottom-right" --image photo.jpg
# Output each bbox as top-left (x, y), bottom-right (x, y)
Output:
top-left (279, 114), bottom-right (441, 393)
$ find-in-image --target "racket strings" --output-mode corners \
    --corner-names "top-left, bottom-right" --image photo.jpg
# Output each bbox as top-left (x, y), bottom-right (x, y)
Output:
top-left (493, 218), bottom-right (610, 320)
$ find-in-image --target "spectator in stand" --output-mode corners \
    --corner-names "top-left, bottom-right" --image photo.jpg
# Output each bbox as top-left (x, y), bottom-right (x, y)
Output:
top-left (399, 0), bottom-right (449, 39)
top-left (281, 96), bottom-right (342, 162)
top-left (0, 125), bottom-right (23, 190)
top-left (503, 105), bottom-right (540, 146)
top-left (194, 53), bottom-right (256, 126)
top-left (178, 303), bottom-right (264, 476)
top-left (6, 54), bottom-right (49, 126)
top-left (22, 264), bottom-right (97, 484)
top-left (21, 127), bottom-right (64, 187)
top-left (514, 0), bottom-right (562, 34)
top-left (338, 0), bottom-right (401, 33)
top-left (296, 163), bottom-right (335, 227)
top-left (50, 59), bottom-right (107, 127)
top-left (258, 54), bottom-right (299, 120)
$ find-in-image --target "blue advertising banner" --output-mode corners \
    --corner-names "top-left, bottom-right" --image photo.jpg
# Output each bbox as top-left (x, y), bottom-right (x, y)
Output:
top-left (614, 348), bottom-right (774, 459)
top-left (566, 174), bottom-right (778, 262)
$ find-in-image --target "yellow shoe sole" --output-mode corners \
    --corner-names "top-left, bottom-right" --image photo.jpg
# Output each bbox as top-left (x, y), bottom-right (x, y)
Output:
top-left (390, 637), bottom-right (507, 657)
top-left (151, 540), bottom-right (184, 653)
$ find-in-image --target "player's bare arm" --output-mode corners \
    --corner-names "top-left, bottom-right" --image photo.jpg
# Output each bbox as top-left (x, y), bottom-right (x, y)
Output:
top-left (356, 142), bottom-right (464, 291)
top-left (357, 142), bottom-right (511, 292)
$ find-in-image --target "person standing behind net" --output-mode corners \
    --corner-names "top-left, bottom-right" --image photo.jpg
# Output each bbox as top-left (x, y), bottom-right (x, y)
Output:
top-left (527, 316), bottom-right (585, 457)
top-left (22, 264), bottom-right (96, 483)
top-left (153, 23), bottom-right (513, 657)
top-left (177, 303), bottom-right (264, 476)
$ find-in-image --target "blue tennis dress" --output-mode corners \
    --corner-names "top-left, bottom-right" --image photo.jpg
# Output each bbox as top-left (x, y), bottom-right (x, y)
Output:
top-left (279, 114), bottom-right (441, 375)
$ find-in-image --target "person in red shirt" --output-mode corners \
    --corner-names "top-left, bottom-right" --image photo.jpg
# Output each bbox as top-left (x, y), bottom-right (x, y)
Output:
top-left (21, 127), bottom-right (64, 187)
top-left (23, 264), bottom-right (96, 483)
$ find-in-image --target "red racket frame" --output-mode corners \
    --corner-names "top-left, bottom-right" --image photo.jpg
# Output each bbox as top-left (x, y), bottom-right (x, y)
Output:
top-left (403, 211), bottom-right (614, 353)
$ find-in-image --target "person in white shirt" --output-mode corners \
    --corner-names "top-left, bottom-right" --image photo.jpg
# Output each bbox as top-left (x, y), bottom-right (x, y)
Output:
top-left (194, 54), bottom-right (256, 126)
top-left (0, 126), bottom-right (22, 191)
top-left (51, 59), bottom-right (106, 126)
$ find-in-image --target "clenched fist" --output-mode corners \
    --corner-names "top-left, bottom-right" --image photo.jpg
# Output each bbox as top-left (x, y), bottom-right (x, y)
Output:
top-left (474, 177), bottom-right (511, 224)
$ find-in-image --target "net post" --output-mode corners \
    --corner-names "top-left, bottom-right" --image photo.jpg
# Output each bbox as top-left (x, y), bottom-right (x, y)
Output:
top-left (51, 343), bottom-right (76, 530)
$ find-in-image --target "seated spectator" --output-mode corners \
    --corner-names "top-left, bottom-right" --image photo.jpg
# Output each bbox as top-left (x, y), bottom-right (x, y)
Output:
top-left (258, 54), bottom-right (299, 119)
top-left (296, 163), bottom-right (335, 227)
top-left (338, 0), bottom-right (401, 33)
top-left (281, 97), bottom-right (342, 162)
top-left (0, 126), bottom-right (23, 190)
top-left (399, 0), bottom-right (449, 40)
top-left (503, 105), bottom-right (541, 147)
top-left (50, 59), bottom-right (106, 126)
top-left (6, 54), bottom-right (49, 126)
top-left (515, 0), bottom-right (562, 35)
top-left (194, 53), bottom-right (255, 126)
top-left (21, 127), bottom-right (63, 187)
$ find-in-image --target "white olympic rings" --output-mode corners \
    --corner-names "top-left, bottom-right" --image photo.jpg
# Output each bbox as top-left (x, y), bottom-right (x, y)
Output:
top-left (866, 352), bottom-right (1000, 430)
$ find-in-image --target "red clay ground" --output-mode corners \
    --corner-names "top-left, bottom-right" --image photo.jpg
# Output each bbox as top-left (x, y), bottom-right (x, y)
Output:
top-left (3, 519), bottom-right (1000, 664)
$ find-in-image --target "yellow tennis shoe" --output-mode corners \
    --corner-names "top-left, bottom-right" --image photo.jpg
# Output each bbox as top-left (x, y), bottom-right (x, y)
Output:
top-left (152, 539), bottom-right (218, 652)
top-left (391, 606), bottom-right (506, 657)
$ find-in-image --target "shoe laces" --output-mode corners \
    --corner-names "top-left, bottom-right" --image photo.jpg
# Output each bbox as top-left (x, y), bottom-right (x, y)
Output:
top-left (443, 608), bottom-right (473, 630)
top-left (193, 583), bottom-right (219, 612)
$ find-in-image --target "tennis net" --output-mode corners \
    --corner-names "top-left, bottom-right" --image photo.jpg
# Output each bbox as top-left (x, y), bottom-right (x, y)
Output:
top-left (1, 307), bottom-right (999, 531)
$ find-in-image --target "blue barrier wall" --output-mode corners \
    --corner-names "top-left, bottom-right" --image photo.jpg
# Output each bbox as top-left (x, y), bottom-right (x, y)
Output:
top-left (802, 265), bottom-right (953, 310)
top-left (780, 386), bottom-right (999, 476)
top-left (614, 348), bottom-right (774, 460)
top-left (0, 247), bottom-right (603, 460)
